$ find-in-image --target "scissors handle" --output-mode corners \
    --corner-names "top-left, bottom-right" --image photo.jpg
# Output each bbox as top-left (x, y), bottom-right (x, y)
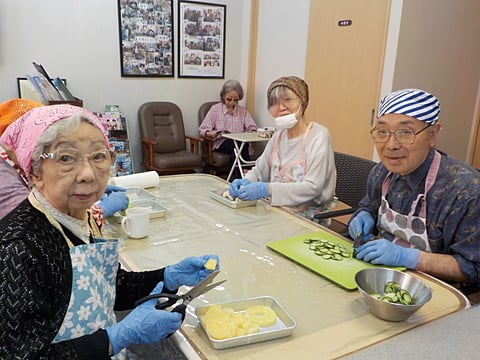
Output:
top-left (155, 300), bottom-right (186, 319)
top-left (153, 295), bottom-right (179, 310)
top-left (165, 303), bottom-right (187, 339)
top-left (169, 303), bottom-right (186, 321)
top-left (134, 293), bottom-right (178, 308)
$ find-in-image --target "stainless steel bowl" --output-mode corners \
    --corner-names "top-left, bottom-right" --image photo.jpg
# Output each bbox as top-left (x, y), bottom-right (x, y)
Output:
top-left (354, 268), bottom-right (432, 322)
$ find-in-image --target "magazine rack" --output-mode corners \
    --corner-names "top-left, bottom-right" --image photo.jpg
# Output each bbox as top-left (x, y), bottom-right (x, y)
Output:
top-left (95, 110), bottom-right (133, 177)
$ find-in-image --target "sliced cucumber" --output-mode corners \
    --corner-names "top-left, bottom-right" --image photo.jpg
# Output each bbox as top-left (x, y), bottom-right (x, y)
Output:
top-left (370, 281), bottom-right (415, 305)
top-left (304, 238), bottom-right (352, 261)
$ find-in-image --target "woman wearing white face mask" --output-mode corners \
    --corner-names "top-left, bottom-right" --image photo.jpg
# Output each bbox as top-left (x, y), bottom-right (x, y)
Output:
top-left (229, 76), bottom-right (336, 209)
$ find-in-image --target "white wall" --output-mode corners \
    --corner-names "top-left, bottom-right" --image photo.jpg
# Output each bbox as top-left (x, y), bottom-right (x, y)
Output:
top-left (0, 0), bottom-right (314, 171)
top-left (252, 0), bottom-right (311, 128)
top-left (2, 1), bottom-right (480, 167)
top-left (0, 0), bottom-right (254, 172)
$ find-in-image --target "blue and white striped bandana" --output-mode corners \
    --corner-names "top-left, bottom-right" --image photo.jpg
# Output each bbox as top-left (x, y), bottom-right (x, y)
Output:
top-left (378, 89), bottom-right (440, 124)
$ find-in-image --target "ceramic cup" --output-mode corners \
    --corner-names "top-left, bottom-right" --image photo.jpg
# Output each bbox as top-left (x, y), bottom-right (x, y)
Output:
top-left (121, 207), bottom-right (150, 238)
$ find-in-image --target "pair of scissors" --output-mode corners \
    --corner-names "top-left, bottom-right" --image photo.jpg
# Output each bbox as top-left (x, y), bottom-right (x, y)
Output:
top-left (134, 270), bottom-right (226, 320)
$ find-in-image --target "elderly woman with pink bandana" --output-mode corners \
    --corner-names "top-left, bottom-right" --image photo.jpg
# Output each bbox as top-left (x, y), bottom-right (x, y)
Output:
top-left (349, 89), bottom-right (480, 291)
top-left (0, 105), bottom-right (219, 359)
top-left (0, 98), bottom-right (129, 222)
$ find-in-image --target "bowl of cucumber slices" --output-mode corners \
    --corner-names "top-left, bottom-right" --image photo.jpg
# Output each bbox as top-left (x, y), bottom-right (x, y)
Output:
top-left (355, 268), bottom-right (432, 322)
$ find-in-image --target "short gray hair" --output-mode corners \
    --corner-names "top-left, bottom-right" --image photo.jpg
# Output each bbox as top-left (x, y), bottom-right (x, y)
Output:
top-left (220, 80), bottom-right (244, 103)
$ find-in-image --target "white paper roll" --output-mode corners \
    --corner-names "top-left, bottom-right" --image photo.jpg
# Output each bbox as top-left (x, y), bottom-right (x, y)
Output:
top-left (110, 171), bottom-right (160, 189)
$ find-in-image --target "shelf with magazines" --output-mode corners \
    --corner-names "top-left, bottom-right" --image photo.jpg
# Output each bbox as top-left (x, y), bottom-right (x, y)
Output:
top-left (95, 107), bottom-right (133, 177)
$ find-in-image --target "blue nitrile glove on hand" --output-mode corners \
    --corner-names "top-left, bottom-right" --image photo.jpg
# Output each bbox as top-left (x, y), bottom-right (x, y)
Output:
top-left (106, 282), bottom-right (182, 355)
top-left (229, 178), bottom-right (251, 198)
top-left (98, 185), bottom-right (129, 217)
top-left (237, 182), bottom-right (269, 201)
top-left (164, 255), bottom-right (220, 291)
top-left (105, 184), bottom-right (127, 194)
top-left (348, 210), bottom-right (375, 243)
top-left (354, 239), bottom-right (420, 269)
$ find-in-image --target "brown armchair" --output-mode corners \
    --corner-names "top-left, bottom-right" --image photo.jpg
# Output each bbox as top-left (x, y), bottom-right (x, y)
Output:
top-left (139, 101), bottom-right (202, 175)
top-left (198, 101), bottom-right (231, 175)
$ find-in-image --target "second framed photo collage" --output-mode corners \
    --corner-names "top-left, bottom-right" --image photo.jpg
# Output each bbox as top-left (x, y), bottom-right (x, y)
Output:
top-left (117, 0), bottom-right (225, 79)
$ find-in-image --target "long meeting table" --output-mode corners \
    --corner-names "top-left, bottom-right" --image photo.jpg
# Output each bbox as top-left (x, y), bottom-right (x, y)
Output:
top-left (103, 174), bottom-right (468, 359)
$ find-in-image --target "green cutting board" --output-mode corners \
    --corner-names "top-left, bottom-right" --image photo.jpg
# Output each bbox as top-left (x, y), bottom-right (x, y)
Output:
top-left (267, 230), bottom-right (405, 290)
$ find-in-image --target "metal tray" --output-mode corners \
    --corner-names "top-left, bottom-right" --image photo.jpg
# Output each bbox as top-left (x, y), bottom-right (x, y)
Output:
top-left (133, 201), bottom-right (167, 219)
top-left (257, 127), bottom-right (275, 138)
top-left (112, 201), bottom-right (167, 222)
top-left (209, 189), bottom-right (257, 209)
top-left (195, 296), bottom-right (296, 349)
top-left (125, 186), bottom-right (156, 204)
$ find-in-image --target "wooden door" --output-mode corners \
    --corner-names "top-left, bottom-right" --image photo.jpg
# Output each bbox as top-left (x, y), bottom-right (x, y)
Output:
top-left (471, 109), bottom-right (480, 169)
top-left (304, 0), bottom-right (391, 159)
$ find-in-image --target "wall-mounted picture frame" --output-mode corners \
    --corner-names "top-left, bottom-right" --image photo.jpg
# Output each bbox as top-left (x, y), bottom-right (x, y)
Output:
top-left (178, 1), bottom-right (226, 78)
top-left (117, 0), bottom-right (174, 77)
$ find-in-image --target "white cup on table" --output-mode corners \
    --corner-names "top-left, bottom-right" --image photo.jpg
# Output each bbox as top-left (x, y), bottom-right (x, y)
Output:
top-left (121, 207), bottom-right (150, 238)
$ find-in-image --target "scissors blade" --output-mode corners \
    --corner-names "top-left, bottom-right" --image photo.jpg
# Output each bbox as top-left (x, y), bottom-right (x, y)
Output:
top-left (181, 270), bottom-right (226, 304)
top-left (351, 232), bottom-right (362, 259)
top-left (187, 280), bottom-right (227, 300)
top-left (353, 232), bottom-right (362, 249)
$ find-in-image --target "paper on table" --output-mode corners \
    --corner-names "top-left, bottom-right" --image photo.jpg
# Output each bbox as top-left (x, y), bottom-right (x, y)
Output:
top-left (110, 171), bottom-right (159, 189)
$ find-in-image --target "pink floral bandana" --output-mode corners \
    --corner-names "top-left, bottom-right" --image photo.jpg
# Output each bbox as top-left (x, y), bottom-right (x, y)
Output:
top-left (0, 104), bottom-right (109, 175)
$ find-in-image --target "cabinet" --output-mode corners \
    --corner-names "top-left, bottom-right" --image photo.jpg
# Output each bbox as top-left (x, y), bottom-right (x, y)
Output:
top-left (95, 110), bottom-right (133, 177)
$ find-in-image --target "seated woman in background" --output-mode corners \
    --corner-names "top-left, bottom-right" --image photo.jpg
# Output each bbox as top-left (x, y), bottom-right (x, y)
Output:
top-left (0, 104), bottom-right (219, 358)
top-left (199, 79), bottom-right (257, 166)
top-left (229, 76), bottom-right (336, 214)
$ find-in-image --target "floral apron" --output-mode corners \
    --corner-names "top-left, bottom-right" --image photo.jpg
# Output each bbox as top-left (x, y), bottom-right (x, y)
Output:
top-left (270, 123), bottom-right (311, 183)
top-left (29, 192), bottom-right (126, 359)
top-left (378, 151), bottom-right (441, 251)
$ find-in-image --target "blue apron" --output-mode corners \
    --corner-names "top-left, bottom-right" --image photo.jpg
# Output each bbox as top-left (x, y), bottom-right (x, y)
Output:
top-left (52, 237), bottom-right (126, 359)
top-left (28, 191), bottom-right (126, 359)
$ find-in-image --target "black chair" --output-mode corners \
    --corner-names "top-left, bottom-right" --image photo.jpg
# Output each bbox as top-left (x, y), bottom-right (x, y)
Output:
top-left (314, 152), bottom-right (377, 221)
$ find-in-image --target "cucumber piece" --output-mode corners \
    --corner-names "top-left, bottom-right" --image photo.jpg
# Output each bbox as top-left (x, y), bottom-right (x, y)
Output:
top-left (371, 281), bottom-right (415, 305)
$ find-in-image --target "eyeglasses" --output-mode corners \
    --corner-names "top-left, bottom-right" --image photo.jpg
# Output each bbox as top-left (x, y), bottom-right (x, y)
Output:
top-left (224, 97), bottom-right (239, 103)
top-left (370, 125), bottom-right (431, 145)
top-left (40, 148), bottom-right (113, 172)
top-left (269, 97), bottom-right (299, 109)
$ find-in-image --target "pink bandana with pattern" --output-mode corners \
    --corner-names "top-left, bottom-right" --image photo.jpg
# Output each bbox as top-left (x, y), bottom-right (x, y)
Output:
top-left (0, 104), bottom-right (108, 175)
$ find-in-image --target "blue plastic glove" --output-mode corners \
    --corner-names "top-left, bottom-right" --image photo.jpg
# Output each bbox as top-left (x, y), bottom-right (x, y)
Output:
top-left (104, 184), bottom-right (127, 194)
top-left (164, 254), bottom-right (220, 291)
top-left (106, 282), bottom-right (182, 355)
top-left (348, 210), bottom-right (375, 242)
top-left (237, 182), bottom-right (269, 201)
top-left (98, 190), bottom-right (129, 217)
top-left (229, 178), bottom-right (251, 198)
top-left (354, 239), bottom-right (420, 269)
